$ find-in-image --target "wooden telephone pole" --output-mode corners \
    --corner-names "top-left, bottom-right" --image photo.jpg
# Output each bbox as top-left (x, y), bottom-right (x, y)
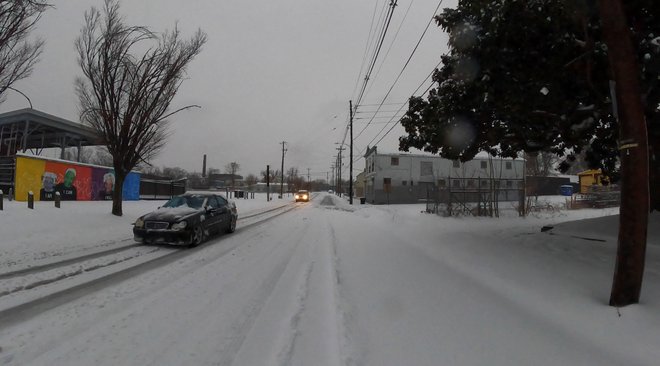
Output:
top-left (279, 141), bottom-right (287, 198)
top-left (599, 0), bottom-right (650, 306)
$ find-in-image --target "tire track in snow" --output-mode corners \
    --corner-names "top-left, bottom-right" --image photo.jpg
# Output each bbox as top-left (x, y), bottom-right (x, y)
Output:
top-left (0, 240), bottom-right (140, 280)
top-left (0, 204), bottom-right (308, 366)
top-left (276, 261), bottom-right (314, 366)
top-left (219, 208), bottom-right (312, 366)
top-left (0, 203), bottom-right (303, 330)
top-left (328, 221), bottom-right (359, 366)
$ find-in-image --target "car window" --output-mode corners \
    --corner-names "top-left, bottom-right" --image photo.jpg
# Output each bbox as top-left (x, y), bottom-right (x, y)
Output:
top-left (163, 196), bottom-right (204, 209)
top-left (207, 196), bottom-right (220, 209)
top-left (216, 195), bottom-right (228, 206)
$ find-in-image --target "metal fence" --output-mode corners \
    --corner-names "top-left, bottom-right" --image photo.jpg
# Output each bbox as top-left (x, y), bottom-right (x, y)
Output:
top-left (139, 178), bottom-right (187, 200)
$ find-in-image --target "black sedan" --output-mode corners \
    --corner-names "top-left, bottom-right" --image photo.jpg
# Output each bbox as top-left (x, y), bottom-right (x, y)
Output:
top-left (133, 193), bottom-right (238, 247)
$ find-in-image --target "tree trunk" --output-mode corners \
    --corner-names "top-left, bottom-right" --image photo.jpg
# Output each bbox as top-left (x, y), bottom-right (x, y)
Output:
top-left (599, 0), bottom-right (650, 307)
top-left (112, 172), bottom-right (125, 216)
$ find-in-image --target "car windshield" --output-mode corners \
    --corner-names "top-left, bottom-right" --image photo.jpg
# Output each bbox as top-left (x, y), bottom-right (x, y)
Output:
top-left (162, 196), bottom-right (205, 209)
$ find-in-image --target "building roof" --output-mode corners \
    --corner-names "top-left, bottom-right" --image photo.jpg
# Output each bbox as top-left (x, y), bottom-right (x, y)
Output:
top-left (0, 108), bottom-right (102, 150)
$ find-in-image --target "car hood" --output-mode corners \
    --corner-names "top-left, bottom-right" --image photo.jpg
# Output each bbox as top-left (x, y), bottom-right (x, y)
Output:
top-left (142, 206), bottom-right (201, 222)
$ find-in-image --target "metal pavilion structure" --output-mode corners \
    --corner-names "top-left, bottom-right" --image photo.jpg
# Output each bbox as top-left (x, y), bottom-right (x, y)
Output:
top-left (0, 108), bottom-right (102, 193)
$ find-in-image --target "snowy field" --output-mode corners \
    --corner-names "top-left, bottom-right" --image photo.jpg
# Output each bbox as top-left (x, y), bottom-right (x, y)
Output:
top-left (0, 192), bottom-right (659, 365)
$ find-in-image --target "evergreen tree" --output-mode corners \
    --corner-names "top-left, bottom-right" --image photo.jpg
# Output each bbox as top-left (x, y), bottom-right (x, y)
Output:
top-left (399, 0), bottom-right (659, 210)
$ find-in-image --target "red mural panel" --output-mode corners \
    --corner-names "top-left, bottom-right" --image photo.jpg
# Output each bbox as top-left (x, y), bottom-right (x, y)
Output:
top-left (43, 161), bottom-right (93, 201)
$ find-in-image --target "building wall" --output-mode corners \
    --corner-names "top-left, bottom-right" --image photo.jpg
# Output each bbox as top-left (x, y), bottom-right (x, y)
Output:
top-left (14, 155), bottom-right (140, 202)
top-left (364, 150), bottom-right (524, 204)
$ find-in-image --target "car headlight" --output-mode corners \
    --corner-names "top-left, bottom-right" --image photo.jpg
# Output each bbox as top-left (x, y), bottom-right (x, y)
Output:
top-left (134, 217), bottom-right (144, 228)
top-left (303, 195), bottom-right (308, 200)
top-left (171, 221), bottom-right (187, 231)
top-left (295, 195), bottom-right (300, 199)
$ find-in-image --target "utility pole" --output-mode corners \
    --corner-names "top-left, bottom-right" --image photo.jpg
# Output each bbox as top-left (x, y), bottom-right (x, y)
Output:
top-left (279, 141), bottom-right (287, 198)
top-left (599, 0), bottom-right (649, 307)
top-left (330, 164), bottom-right (335, 192)
top-left (307, 168), bottom-right (311, 190)
top-left (349, 100), bottom-right (354, 204)
top-left (266, 164), bottom-right (270, 201)
top-left (336, 146), bottom-right (345, 197)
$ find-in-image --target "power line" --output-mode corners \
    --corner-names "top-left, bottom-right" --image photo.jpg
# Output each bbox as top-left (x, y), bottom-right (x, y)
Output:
top-left (355, 0), bottom-right (444, 141)
top-left (353, 0), bottom-right (399, 114)
top-left (364, 0), bottom-right (416, 99)
top-left (351, 0), bottom-right (388, 99)
top-left (353, 60), bottom-right (441, 165)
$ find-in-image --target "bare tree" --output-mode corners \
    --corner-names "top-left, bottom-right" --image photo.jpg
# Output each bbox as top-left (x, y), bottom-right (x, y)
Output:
top-left (261, 169), bottom-right (279, 183)
top-left (225, 162), bottom-right (240, 189)
top-left (0, 0), bottom-right (49, 103)
top-left (244, 173), bottom-right (257, 189)
top-left (525, 152), bottom-right (559, 176)
top-left (75, 0), bottom-right (207, 215)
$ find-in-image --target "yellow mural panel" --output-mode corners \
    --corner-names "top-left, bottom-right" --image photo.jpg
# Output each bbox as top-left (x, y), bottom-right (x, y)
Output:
top-left (15, 156), bottom-right (46, 201)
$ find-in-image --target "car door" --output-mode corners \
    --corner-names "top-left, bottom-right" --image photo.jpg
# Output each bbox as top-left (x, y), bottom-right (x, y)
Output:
top-left (205, 196), bottom-right (223, 234)
top-left (215, 195), bottom-right (232, 230)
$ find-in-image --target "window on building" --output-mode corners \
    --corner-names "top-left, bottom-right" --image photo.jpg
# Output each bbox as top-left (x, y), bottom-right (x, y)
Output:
top-left (410, 180), bottom-right (414, 186)
top-left (452, 179), bottom-right (461, 188)
top-left (438, 179), bottom-right (446, 187)
top-left (453, 160), bottom-right (460, 168)
top-left (506, 180), bottom-right (513, 188)
top-left (494, 180), bottom-right (501, 188)
top-left (505, 161), bottom-right (512, 170)
top-left (481, 179), bottom-right (488, 187)
top-left (467, 179), bottom-right (475, 188)
top-left (391, 157), bottom-right (399, 166)
top-left (402, 180), bottom-right (407, 186)
top-left (420, 161), bottom-right (433, 176)
top-left (481, 161), bottom-right (487, 169)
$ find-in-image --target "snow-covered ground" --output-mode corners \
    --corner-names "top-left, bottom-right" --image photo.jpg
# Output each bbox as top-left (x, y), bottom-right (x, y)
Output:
top-left (0, 193), bottom-right (658, 365)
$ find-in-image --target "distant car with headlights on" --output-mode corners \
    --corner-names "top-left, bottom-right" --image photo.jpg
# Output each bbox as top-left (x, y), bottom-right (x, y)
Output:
top-left (294, 190), bottom-right (310, 202)
top-left (133, 193), bottom-right (237, 248)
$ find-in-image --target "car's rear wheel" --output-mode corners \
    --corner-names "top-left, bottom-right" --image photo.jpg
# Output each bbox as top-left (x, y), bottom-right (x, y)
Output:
top-left (189, 225), bottom-right (204, 247)
top-left (226, 216), bottom-right (236, 233)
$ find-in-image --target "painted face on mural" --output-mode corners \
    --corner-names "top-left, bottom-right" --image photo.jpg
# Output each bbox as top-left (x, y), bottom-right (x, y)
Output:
top-left (41, 173), bottom-right (56, 192)
top-left (63, 169), bottom-right (76, 188)
top-left (103, 173), bottom-right (115, 193)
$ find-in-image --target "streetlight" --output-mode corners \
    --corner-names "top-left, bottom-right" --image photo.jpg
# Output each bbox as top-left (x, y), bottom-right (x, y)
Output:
top-left (4, 86), bottom-right (33, 109)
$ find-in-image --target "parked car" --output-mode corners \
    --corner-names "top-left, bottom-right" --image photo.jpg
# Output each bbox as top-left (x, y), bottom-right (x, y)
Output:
top-left (294, 190), bottom-right (310, 202)
top-left (133, 193), bottom-right (238, 247)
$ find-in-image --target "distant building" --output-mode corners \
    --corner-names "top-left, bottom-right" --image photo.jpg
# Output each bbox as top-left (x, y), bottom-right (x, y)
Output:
top-left (208, 173), bottom-right (244, 189)
top-left (252, 182), bottom-right (290, 193)
top-left (354, 171), bottom-right (366, 198)
top-left (363, 146), bottom-right (524, 204)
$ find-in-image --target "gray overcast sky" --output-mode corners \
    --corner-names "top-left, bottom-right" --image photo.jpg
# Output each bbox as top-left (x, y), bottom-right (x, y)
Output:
top-left (3, 0), bottom-right (456, 179)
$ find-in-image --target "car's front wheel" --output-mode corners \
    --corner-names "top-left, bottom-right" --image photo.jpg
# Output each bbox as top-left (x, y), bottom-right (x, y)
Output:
top-left (226, 216), bottom-right (236, 233)
top-left (189, 225), bottom-right (204, 247)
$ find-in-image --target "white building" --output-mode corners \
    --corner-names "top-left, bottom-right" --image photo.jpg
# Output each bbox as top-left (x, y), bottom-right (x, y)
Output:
top-left (363, 146), bottom-right (525, 204)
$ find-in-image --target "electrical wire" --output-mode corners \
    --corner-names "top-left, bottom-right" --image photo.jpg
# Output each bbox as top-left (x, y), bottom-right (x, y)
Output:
top-left (364, 0), bottom-right (416, 99)
top-left (351, 0), bottom-right (388, 99)
top-left (354, 0), bottom-right (444, 141)
top-left (353, 59), bottom-right (441, 165)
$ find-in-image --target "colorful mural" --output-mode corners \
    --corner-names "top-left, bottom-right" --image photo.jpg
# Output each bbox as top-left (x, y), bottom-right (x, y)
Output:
top-left (15, 155), bottom-right (140, 201)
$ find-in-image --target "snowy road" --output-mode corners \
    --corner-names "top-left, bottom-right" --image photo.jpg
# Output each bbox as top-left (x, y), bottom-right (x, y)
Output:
top-left (0, 194), bottom-right (659, 365)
